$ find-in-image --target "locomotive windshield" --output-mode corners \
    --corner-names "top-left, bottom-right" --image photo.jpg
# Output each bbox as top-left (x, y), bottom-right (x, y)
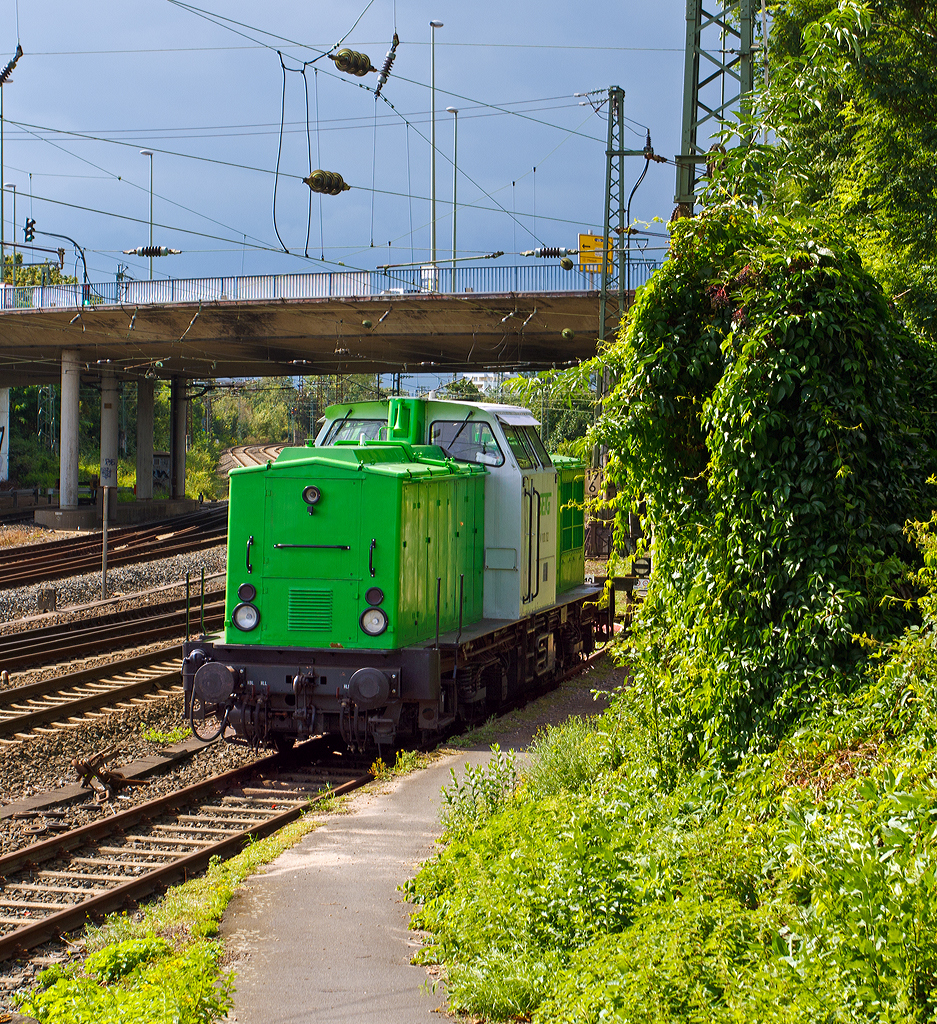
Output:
top-left (323, 418), bottom-right (385, 444)
top-left (430, 420), bottom-right (504, 465)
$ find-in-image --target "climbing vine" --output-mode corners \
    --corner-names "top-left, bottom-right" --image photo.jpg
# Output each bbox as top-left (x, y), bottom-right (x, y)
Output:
top-left (594, 204), bottom-right (937, 760)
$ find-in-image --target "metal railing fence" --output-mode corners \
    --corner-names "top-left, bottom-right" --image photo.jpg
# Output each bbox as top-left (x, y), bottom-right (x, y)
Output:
top-left (0, 260), bottom-right (661, 312)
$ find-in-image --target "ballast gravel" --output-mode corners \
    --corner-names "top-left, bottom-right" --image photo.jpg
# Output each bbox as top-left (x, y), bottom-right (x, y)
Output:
top-left (0, 543), bottom-right (228, 628)
top-left (0, 534), bottom-right (256, 858)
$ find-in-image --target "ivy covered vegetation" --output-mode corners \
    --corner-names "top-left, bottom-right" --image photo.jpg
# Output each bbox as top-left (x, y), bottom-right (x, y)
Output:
top-left (408, 2), bottom-right (937, 1013)
top-left (408, 208), bottom-right (937, 1021)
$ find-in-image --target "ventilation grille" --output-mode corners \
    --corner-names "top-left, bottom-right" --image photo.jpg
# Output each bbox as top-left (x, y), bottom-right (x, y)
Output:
top-left (288, 589), bottom-right (332, 632)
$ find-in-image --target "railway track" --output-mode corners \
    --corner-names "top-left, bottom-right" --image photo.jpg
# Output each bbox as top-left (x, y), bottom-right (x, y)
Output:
top-left (0, 505), bottom-right (228, 590)
top-left (0, 652), bottom-right (185, 743)
top-left (0, 748), bottom-right (371, 961)
top-left (219, 445), bottom-right (287, 475)
top-left (0, 588), bottom-right (225, 674)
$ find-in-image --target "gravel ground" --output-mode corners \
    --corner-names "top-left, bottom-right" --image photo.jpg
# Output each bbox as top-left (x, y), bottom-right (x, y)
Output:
top-left (0, 543), bottom-right (228, 627)
top-left (0, 534), bottom-right (250, 858)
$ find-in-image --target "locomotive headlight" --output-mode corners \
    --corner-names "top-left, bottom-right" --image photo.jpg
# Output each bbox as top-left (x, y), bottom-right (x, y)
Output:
top-left (238, 582), bottom-right (257, 602)
top-left (233, 602), bottom-right (260, 631)
top-left (302, 484), bottom-right (321, 505)
top-left (365, 586), bottom-right (384, 606)
top-left (360, 607), bottom-right (388, 636)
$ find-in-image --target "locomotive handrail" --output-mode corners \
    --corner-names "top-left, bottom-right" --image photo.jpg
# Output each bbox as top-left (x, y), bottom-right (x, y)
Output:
top-left (369, 537), bottom-right (377, 577)
top-left (246, 535), bottom-right (254, 574)
top-left (523, 485), bottom-right (533, 605)
top-left (274, 543), bottom-right (350, 550)
top-left (531, 485), bottom-right (542, 602)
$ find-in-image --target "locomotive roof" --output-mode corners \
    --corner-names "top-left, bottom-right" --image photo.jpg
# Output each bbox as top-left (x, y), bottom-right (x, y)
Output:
top-left (322, 398), bottom-right (541, 428)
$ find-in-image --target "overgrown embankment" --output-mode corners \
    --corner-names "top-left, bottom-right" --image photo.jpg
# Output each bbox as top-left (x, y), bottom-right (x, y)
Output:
top-left (408, 208), bottom-right (937, 1023)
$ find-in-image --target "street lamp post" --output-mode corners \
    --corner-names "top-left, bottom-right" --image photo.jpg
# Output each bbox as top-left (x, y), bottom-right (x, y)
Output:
top-left (3, 182), bottom-right (14, 282)
top-left (446, 107), bottom-right (458, 281)
top-left (429, 20), bottom-right (443, 267)
top-left (140, 149), bottom-right (154, 280)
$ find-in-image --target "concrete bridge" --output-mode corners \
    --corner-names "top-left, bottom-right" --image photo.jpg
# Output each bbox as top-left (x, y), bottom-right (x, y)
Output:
top-left (0, 260), bottom-right (658, 526)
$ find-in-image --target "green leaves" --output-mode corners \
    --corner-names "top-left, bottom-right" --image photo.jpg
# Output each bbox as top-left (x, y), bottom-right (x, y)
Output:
top-left (595, 206), bottom-right (937, 760)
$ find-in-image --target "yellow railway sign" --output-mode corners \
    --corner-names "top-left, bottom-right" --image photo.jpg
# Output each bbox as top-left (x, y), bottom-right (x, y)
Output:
top-left (578, 233), bottom-right (612, 272)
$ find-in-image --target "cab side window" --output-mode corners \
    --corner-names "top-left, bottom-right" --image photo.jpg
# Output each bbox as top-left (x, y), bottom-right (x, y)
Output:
top-left (523, 426), bottom-right (553, 468)
top-left (501, 425), bottom-right (535, 469)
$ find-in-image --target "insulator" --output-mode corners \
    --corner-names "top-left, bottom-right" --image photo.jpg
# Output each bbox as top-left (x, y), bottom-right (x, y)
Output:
top-left (123, 246), bottom-right (181, 257)
top-left (524, 247), bottom-right (573, 258)
top-left (331, 48), bottom-right (374, 77)
top-left (374, 32), bottom-right (399, 98)
top-left (303, 169), bottom-right (351, 195)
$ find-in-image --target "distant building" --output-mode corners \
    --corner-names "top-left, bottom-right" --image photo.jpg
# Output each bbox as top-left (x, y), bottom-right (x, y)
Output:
top-left (463, 371), bottom-right (503, 395)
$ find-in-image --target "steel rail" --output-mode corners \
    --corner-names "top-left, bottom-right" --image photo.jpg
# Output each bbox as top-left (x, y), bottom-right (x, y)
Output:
top-left (0, 506), bottom-right (227, 567)
top-left (0, 598), bottom-right (225, 673)
top-left (0, 753), bottom-right (371, 961)
top-left (0, 664), bottom-right (182, 739)
top-left (0, 532), bottom-right (227, 589)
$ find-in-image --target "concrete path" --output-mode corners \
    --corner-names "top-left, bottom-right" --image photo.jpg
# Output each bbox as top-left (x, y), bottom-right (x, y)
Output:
top-left (220, 661), bottom-right (617, 1023)
top-left (220, 750), bottom-right (485, 1024)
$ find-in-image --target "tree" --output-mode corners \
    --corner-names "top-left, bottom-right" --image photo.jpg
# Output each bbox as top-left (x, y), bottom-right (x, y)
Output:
top-left (713, 0), bottom-right (937, 340)
top-left (3, 252), bottom-right (77, 286)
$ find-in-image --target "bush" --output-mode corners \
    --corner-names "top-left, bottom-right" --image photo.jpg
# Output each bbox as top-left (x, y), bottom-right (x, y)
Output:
top-left (593, 206), bottom-right (937, 761)
top-left (521, 716), bottom-right (610, 799)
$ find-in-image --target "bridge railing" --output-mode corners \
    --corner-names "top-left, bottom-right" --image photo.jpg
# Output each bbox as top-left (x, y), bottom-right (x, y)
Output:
top-left (0, 260), bottom-right (661, 312)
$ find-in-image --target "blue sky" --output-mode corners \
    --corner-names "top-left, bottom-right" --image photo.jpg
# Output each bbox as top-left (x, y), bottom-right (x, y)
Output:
top-left (0, 0), bottom-right (687, 286)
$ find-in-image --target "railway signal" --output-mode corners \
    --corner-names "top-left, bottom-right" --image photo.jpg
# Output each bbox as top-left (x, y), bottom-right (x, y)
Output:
top-left (23, 217), bottom-right (35, 242)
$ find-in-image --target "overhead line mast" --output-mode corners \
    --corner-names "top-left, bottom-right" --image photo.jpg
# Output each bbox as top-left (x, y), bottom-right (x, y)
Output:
top-left (674, 0), bottom-right (754, 217)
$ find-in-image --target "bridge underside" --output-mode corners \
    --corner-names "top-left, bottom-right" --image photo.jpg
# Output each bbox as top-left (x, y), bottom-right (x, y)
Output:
top-left (0, 291), bottom-right (609, 387)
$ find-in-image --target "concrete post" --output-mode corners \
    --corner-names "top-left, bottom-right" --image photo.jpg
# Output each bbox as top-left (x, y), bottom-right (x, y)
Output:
top-left (0, 387), bottom-right (9, 482)
top-left (136, 378), bottom-right (154, 500)
top-left (60, 349), bottom-right (81, 510)
top-left (99, 369), bottom-right (119, 491)
top-left (170, 376), bottom-right (187, 499)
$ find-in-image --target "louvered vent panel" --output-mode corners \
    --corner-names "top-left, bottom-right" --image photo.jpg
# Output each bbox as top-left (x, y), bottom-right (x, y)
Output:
top-left (288, 589), bottom-right (332, 632)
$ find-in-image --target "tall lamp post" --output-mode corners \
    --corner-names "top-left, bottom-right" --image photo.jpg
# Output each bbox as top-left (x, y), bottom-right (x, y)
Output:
top-left (429, 20), bottom-right (443, 267)
top-left (446, 107), bottom-right (458, 279)
top-left (140, 149), bottom-right (154, 280)
top-left (3, 182), bottom-right (14, 281)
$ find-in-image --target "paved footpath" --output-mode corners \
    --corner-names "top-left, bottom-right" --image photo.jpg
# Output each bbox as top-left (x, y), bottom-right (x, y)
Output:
top-left (220, 663), bottom-right (615, 1023)
top-left (220, 749), bottom-right (487, 1024)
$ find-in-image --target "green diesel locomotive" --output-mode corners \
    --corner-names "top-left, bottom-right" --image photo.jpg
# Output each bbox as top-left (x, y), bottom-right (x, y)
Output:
top-left (182, 396), bottom-right (612, 750)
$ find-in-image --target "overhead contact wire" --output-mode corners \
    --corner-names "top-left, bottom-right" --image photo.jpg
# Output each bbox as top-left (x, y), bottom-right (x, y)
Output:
top-left (272, 54), bottom-right (290, 253)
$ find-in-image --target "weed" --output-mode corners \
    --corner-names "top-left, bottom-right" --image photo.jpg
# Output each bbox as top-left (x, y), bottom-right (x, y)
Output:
top-left (439, 744), bottom-right (517, 840)
top-left (141, 725), bottom-right (190, 745)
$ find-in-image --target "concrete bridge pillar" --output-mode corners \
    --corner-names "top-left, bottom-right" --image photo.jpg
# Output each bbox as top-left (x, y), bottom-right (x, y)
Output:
top-left (99, 369), bottom-right (119, 491)
top-left (0, 387), bottom-right (9, 482)
top-left (59, 349), bottom-right (81, 510)
top-left (135, 378), bottom-right (154, 500)
top-left (170, 377), bottom-right (186, 499)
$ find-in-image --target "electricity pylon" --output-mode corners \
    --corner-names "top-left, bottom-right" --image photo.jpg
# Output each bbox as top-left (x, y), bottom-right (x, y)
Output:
top-left (674, 0), bottom-right (755, 216)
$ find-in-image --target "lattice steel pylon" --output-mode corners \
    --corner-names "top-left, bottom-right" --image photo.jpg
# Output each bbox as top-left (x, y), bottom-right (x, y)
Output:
top-left (598, 86), bottom-right (626, 345)
top-left (674, 0), bottom-right (754, 216)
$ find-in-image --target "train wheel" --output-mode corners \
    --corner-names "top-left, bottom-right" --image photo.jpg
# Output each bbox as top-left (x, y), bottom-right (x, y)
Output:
top-left (190, 696), bottom-right (227, 742)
